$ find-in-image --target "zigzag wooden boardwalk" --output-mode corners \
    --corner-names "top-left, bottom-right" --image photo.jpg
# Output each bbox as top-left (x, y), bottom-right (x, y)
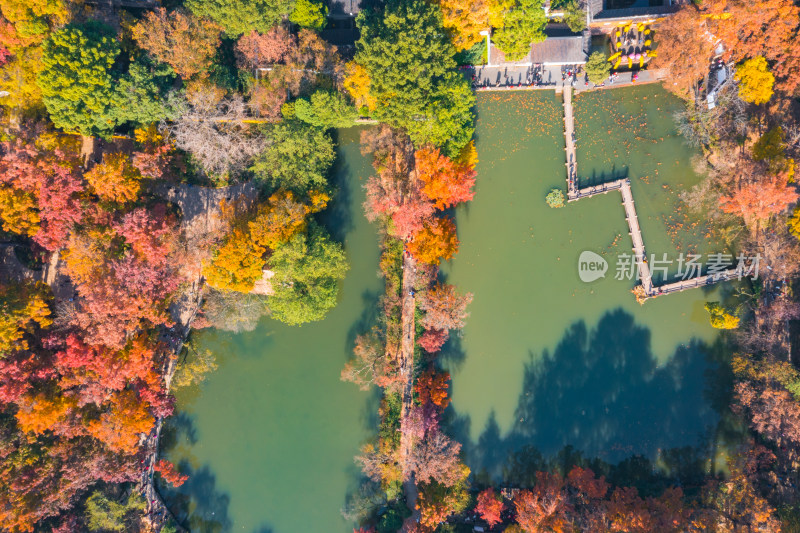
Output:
top-left (559, 96), bottom-right (747, 301)
top-left (567, 177), bottom-right (627, 202)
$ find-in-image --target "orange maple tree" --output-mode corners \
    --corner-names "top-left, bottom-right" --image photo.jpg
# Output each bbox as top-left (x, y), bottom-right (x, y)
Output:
top-left (414, 367), bottom-right (450, 408)
top-left (84, 153), bottom-right (145, 204)
top-left (651, 6), bottom-right (717, 99)
top-left (154, 459), bottom-right (189, 487)
top-left (514, 473), bottom-right (570, 532)
top-left (407, 217), bottom-right (459, 265)
top-left (719, 177), bottom-right (799, 230)
top-left (475, 488), bottom-right (505, 527)
top-left (87, 390), bottom-right (155, 453)
top-left (415, 147), bottom-right (476, 210)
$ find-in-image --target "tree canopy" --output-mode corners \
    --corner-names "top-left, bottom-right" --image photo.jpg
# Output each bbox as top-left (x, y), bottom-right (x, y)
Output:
top-left (289, 0), bottom-right (328, 30)
top-left (37, 23), bottom-right (121, 136)
top-left (355, 0), bottom-right (474, 155)
top-left (251, 121), bottom-right (336, 192)
top-left (493, 0), bottom-right (547, 61)
top-left (268, 224), bottom-right (349, 325)
top-left (132, 8), bottom-right (221, 79)
top-left (562, 0), bottom-right (586, 32)
top-left (735, 56), bottom-right (774, 105)
top-left (185, 0), bottom-right (292, 36)
top-left (294, 89), bottom-right (358, 129)
top-left (585, 51), bottom-right (610, 85)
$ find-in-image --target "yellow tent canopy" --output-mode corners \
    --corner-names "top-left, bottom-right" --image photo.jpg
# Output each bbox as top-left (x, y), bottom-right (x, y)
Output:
top-left (614, 58), bottom-right (622, 69)
top-left (608, 51), bottom-right (621, 62)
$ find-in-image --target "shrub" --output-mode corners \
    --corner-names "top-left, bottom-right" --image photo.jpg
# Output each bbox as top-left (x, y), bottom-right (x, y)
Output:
top-left (546, 188), bottom-right (565, 208)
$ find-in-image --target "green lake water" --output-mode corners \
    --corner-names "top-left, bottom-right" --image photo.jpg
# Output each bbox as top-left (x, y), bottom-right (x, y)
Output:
top-left (162, 128), bottom-right (380, 533)
top-left (162, 87), bottom-right (741, 532)
top-left (442, 86), bottom-right (737, 481)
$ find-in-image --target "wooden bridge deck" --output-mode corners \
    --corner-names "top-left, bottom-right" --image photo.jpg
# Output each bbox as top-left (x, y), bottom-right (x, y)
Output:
top-left (567, 177), bottom-right (627, 201)
top-left (557, 85), bottom-right (746, 301)
top-left (563, 89), bottom-right (578, 197)
top-left (567, 178), bottom-right (744, 300)
top-left (619, 180), bottom-right (655, 296)
top-left (647, 268), bottom-right (743, 299)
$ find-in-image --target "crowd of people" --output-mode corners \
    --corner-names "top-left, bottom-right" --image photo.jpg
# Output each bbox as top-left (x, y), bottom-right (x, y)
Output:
top-left (467, 64), bottom-right (587, 89)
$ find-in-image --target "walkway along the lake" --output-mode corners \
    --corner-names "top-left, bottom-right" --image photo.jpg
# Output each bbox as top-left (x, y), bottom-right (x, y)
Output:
top-left (559, 88), bottom-right (746, 302)
top-left (399, 251), bottom-right (422, 529)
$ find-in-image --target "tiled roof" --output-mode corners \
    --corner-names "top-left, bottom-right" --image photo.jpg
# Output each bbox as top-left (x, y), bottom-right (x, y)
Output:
top-left (590, 3), bottom-right (680, 20)
top-left (529, 36), bottom-right (587, 64)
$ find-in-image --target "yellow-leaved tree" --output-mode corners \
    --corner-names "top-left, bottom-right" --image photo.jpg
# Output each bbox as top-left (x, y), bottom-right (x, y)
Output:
top-left (735, 56), bottom-right (774, 105)
top-left (249, 189), bottom-right (322, 250)
top-left (0, 185), bottom-right (40, 237)
top-left (343, 60), bottom-right (376, 113)
top-left (0, 281), bottom-right (52, 354)
top-left (705, 302), bottom-right (740, 329)
top-left (203, 228), bottom-right (266, 292)
top-left (438, 0), bottom-right (512, 51)
top-left (84, 153), bottom-right (145, 204)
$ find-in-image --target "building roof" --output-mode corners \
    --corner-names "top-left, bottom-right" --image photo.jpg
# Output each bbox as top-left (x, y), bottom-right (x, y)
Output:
top-left (328, 0), bottom-right (361, 17)
top-left (591, 4), bottom-right (679, 20)
top-left (529, 36), bottom-right (587, 65)
top-left (587, 0), bottom-right (680, 22)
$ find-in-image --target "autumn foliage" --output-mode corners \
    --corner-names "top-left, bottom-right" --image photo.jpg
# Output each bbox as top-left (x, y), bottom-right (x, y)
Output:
top-left (133, 8), bottom-right (221, 79)
top-left (655, 0), bottom-right (800, 97)
top-left (476, 488), bottom-right (505, 527)
top-left (235, 26), bottom-right (294, 69)
top-left (719, 176), bottom-right (798, 231)
top-left (0, 140), bottom-right (84, 250)
top-left (418, 283), bottom-right (473, 331)
top-left (84, 152), bottom-right (145, 204)
top-left (407, 217), bottom-right (459, 264)
top-left (204, 189), bottom-right (328, 292)
top-left (415, 146), bottom-right (476, 210)
top-left (415, 367), bottom-right (450, 408)
top-left (154, 459), bottom-right (189, 487)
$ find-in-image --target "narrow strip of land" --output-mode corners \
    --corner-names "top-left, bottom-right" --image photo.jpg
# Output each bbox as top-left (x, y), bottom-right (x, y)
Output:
top-left (398, 251), bottom-right (421, 526)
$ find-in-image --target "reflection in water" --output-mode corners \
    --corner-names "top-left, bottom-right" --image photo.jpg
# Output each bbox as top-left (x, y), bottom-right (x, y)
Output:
top-left (159, 414), bottom-right (233, 533)
top-left (447, 308), bottom-right (740, 494)
top-left (158, 128), bottom-right (381, 533)
top-left (445, 88), bottom-right (743, 490)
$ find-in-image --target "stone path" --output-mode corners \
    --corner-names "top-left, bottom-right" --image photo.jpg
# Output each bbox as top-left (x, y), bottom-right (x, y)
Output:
top-left (468, 65), bottom-right (668, 93)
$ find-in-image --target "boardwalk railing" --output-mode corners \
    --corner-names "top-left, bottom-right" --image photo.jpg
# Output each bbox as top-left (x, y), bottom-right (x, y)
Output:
top-left (653, 268), bottom-right (744, 296)
top-left (567, 178), bottom-right (627, 201)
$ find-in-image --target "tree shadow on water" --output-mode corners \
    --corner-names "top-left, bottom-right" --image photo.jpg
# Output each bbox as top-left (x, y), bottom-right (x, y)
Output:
top-left (159, 414), bottom-right (233, 533)
top-left (450, 308), bottom-right (733, 496)
top-left (318, 139), bottom-right (355, 244)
